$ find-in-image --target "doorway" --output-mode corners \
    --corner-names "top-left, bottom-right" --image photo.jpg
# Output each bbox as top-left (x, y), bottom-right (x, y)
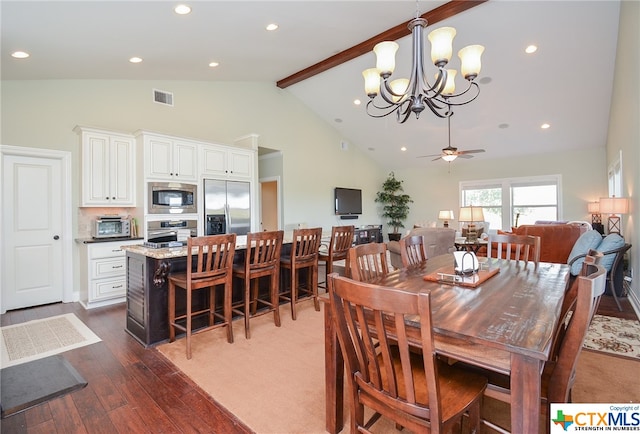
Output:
top-left (260, 177), bottom-right (281, 231)
top-left (1, 145), bottom-right (73, 313)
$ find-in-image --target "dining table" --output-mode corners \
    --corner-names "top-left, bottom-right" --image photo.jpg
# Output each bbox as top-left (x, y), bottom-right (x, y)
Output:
top-left (324, 254), bottom-right (570, 434)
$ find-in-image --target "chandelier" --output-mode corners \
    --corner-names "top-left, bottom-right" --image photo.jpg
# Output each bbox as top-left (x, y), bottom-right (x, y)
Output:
top-left (362, 15), bottom-right (484, 123)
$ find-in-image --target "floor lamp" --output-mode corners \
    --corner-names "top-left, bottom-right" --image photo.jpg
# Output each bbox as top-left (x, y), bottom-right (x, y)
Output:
top-left (599, 197), bottom-right (629, 235)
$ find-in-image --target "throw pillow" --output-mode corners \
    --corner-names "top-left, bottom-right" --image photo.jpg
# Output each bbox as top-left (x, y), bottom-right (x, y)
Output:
top-left (596, 233), bottom-right (626, 271)
top-left (567, 230), bottom-right (603, 275)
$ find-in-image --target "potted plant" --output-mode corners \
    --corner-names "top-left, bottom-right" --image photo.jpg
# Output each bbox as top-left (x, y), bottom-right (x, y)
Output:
top-left (375, 172), bottom-right (413, 241)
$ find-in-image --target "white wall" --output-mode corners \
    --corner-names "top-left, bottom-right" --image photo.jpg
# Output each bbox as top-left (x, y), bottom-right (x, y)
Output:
top-left (606, 0), bottom-right (639, 311)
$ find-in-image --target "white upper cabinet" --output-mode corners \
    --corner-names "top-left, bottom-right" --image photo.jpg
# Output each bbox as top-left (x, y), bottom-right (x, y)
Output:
top-left (143, 134), bottom-right (197, 182)
top-left (201, 144), bottom-right (254, 180)
top-left (76, 126), bottom-right (136, 207)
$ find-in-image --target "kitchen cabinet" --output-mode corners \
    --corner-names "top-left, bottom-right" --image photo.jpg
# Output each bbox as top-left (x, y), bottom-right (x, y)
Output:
top-left (201, 144), bottom-right (254, 180)
top-left (76, 127), bottom-right (136, 206)
top-left (79, 239), bottom-right (140, 309)
top-left (142, 133), bottom-right (198, 181)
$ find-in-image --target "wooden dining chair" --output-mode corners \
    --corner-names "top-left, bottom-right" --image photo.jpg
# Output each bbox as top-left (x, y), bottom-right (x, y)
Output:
top-left (477, 260), bottom-right (606, 433)
top-left (347, 242), bottom-right (389, 282)
top-left (318, 225), bottom-right (354, 287)
top-left (327, 273), bottom-right (488, 434)
top-left (168, 233), bottom-right (236, 359)
top-left (279, 227), bottom-right (322, 320)
top-left (399, 234), bottom-right (427, 267)
top-left (488, 233), bottom-right (541, 266)
top-left (232, 230), bottom-right (284, 339)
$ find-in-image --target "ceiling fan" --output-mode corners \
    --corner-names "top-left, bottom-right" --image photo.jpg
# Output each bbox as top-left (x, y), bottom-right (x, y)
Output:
top-left (418, 114), bottom-right (485, 162)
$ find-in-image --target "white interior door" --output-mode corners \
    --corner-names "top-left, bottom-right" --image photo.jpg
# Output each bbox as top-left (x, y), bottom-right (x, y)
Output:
top-left (2, 149), bottom-right (69, 312)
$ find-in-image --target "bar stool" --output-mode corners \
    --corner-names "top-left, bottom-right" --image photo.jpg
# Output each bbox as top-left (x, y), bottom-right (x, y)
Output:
top-left (318, 225), bottom-right (354, 286)
top-left (168, 233), bottom-right (236, 359)
top-left (279, 227), bottom-right (322, 320)
top-left (232, 230), bottom-right (284, 339)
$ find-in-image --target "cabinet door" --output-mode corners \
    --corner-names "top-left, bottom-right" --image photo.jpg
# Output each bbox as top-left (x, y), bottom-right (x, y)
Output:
top-left (82, 132), bottom-right (111, 206)
top-left (201, 145), bottom-right (228, 177)
top-left (173, 141), bottom-right (198, 181)
top-left (227, 150), bottom-right (253, 179)
top-left (146, 136), bottom-right (174, 179)
top-left (109, 136), bottom-right (135, 205)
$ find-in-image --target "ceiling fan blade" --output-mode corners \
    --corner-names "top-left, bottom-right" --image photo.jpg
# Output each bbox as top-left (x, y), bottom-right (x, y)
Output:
top-left (417, 154), bottom-right (443, 158)
top-left (431, 156), bottom-right (443, 162)
top-left (457, 154), bottom-right (474, 159)
top-left (457, 149), bottom-right (485, 155)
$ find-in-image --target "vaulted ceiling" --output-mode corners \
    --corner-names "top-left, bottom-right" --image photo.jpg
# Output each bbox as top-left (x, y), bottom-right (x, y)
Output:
top-left (1, 1), bottom-right (621, 169)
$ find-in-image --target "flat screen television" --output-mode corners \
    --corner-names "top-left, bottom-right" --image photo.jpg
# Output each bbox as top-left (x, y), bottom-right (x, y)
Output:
top-left (334, 187), bottom-right (362, 215)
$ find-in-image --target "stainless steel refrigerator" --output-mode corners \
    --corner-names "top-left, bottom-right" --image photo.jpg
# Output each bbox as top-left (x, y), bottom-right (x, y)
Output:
top-left (203, 179), bottom-right (251, 236)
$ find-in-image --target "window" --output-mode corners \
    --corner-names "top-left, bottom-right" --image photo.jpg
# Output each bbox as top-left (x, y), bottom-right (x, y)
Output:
top-left (460, 175), bottom-right (562, 231)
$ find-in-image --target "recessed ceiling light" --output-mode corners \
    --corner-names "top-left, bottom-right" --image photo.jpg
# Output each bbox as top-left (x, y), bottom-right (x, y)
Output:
top-left (353, 99), bottom-right (361, 105)
top-left (266, 23), bottom-right (279, 31)
top-left (400, 146), bottom-right (407, 152)
top-left (525, 45), bottom-right (538, 54)
top-left (174, 4), bottom-right (191, 15)
top-left (209, 62), bottom-right (219, 68)
top-left (541, 123), bottom-right (550, 129)
top-left (129, 57), bottom-right (143, 64)
top-left (11, 51), bottom-right (29, 59)
top-left (334, 118), bottom-right (343, 123)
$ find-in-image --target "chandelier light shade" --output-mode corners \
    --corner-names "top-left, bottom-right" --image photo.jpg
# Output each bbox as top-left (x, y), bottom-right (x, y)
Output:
top-left (599, 196), bottom-right (629, 234)
top-left (363, 16), bottom-right (484, 123)
top-left (438, 210), bottom-right (454, 227)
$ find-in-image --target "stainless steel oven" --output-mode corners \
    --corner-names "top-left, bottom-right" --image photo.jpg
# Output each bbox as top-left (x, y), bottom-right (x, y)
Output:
top-left (145, 218), bottom-right (197, 247)
top-left (148, 182), bottom-right (197, 214)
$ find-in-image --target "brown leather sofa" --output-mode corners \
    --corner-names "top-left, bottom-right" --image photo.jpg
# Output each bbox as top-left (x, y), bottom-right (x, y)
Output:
top-left (510, 224), bottom-right (586, 263)
top-left (387, 227), bottom-right (456, 269)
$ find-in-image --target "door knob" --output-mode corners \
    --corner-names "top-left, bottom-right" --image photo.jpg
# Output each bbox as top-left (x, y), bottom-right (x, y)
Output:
top-left (53, 235), bottom-right (60, 240)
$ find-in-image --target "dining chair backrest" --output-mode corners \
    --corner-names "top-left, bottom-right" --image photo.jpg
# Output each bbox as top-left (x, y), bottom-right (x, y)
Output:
top-left (348, 242), bottom-right (389, 282)
top-left (399, 235), bottom-right (428, 268)
top-left (290, 227), bottom-right (322, 265)
top-left (488, 233), bottom-right (541, 266)
top-left (186, 234), bottom-right (236, 285)
top-left (325, 225), bottom-right (355, 260)
top-left (547, 260), bottom-right (606, 403)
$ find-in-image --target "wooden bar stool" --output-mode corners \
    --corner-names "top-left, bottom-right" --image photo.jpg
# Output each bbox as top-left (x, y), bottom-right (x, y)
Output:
top-left (318, 225), bottom-right (354, 287)
top-left (279, 227), bottom-right (322, 320)
top-left (232, 230), bottom-right (284, 339)
top-left (168, 233), bottom-right (236, 359)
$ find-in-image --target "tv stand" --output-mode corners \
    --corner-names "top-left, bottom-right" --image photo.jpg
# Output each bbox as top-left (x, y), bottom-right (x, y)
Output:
top-left (354, 225), bottom-right (383, 244)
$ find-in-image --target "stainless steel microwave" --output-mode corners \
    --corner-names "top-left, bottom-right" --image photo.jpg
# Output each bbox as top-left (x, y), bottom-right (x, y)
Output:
top-left (148, 182), bottom-right (197, 214)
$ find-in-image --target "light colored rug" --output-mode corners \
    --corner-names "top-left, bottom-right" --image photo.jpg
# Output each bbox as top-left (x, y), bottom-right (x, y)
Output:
top-left (583, 314), bottom-right (640, 359)
top-left (157, 301), bottom-right (640, 434)
top-left (1, 313), bottom-right (101, 368)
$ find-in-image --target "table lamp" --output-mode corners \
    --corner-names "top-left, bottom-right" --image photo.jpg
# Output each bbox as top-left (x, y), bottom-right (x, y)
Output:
top-left (599, 196), bottom-right (628, 234)
top-left (438, 210), bottom-right (454, 228)
top-left (587, 201), bottom-right (604, 235)
top-left (459, 206), bottom-right (485, 242)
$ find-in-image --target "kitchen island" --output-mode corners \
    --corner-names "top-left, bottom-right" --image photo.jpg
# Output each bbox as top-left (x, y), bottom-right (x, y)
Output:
top-left (122, 235), bottom-right (296, 347)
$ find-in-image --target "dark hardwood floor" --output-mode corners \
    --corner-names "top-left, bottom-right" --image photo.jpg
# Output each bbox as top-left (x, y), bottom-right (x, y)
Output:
top-left (1, 291), bottom-right (637, 433)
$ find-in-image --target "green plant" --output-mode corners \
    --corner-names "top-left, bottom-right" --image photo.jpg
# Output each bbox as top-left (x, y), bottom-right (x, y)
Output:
top-left (375, 172), bottom-right (413, 235)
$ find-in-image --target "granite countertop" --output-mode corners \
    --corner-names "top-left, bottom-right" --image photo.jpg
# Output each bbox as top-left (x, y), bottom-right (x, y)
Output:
top-left (76, 236), bottom-right (144, 244)
top-left (121, 234), bottom-right (295, 260)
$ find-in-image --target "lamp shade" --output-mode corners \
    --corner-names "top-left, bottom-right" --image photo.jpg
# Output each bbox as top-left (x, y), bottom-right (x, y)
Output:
top-left (438, 210), bottom-right (454, 220)
top-left (599, 197), bottom-right (628, 214)
top-left (458, 206), bottom-right (485, 222)
top-left (587, 202), bottom-right (600, 213)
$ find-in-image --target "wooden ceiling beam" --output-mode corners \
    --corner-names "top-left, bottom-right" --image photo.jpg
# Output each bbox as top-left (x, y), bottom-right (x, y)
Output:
top-left (276, 0), bottom-right (488, 89)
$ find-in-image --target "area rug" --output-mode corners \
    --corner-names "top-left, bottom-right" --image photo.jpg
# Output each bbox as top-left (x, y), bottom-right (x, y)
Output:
top-left (157, 301), bottom-right (640, 434)
top-left (1, 313), bottom-right (101, 368)
top-left (0, 354), bottom-right (87, 418)
top-left (583, 314), bottom-right (640, 359)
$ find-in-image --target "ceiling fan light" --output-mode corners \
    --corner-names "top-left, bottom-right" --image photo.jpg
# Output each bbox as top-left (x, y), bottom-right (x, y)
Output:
top-left (442, 154), bottom-right (457, 162)
top-left (362, 68), bottom-right (381, 97)
top-left (428, 27), bottom-right (456, 67)
top-left (373, 41), bottom-right (398, 77)
top-left (458, 44), bottom-right (484, 80)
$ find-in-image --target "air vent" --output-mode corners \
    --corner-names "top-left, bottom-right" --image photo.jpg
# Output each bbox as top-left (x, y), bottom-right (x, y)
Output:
top-left (153, 89), bottom-right (174, 106)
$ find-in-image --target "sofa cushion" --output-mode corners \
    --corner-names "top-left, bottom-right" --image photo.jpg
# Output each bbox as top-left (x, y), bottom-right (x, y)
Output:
top-left (567, 230), bottom-right (603, 276)
top-left (514, 224), bottom-right (585, 263)
top-left (597, 233), bottom-right (625, 271)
